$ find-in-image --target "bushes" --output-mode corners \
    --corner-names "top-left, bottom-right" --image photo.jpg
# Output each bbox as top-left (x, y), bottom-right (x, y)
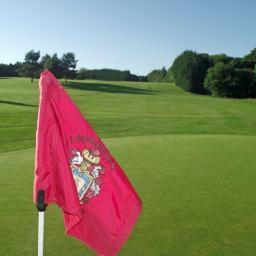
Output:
top-left (170, 49), bottom-right (256, 98)
top-left (147, 68), bottom-right (167, 82)
top-left (0, 63), bottom-right (21, 77)
top-left (204, 63), bottom-right (255, 98)
top-left (163, 68), bottom-right (174, 82)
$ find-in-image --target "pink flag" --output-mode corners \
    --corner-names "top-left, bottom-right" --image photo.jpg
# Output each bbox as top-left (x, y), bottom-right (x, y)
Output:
top-left (33, 70), bottom-right (142, 255)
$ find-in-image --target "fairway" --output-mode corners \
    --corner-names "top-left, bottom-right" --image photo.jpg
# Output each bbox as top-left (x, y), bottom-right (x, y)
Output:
top-left (1, 78), bottom-right (256, 255)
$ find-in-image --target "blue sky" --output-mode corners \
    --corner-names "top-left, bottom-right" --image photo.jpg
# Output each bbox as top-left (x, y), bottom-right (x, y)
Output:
top-left (1, 0), bottom-right (256, 75)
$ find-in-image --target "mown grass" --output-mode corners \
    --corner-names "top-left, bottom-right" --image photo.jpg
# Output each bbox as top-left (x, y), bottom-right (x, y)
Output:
top-left (0, 77), bottom-right (256, 255)
top-left (1, 78), bottom-right (256, 153)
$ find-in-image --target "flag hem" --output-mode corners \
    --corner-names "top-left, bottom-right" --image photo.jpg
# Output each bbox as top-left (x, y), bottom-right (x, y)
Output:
top-left (66, 198), bottom-right (142, 256)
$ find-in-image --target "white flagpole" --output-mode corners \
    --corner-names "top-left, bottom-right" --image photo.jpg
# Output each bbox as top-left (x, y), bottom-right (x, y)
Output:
top-left (36, 190), bottom-right (47, 256)
top-left (38, 211), bottom-right (45, 256)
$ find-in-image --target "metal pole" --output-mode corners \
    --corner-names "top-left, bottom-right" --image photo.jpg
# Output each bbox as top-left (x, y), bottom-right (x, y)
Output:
top-left (36, 190), bottom-right (47, 256)
top-left (38, 211), bottom-right (45, 256)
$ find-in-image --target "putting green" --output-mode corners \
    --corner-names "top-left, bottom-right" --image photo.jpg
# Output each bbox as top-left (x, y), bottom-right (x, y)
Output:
top-left (1, 134), bottom-right (256, 255)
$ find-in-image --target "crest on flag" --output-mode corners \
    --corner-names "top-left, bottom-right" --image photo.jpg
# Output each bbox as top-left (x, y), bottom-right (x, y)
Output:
top-left (70, 148), bottom-right (104, 204)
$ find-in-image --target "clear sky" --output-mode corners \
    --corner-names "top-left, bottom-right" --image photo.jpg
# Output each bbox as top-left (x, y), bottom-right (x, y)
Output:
top-left (1, 0), bottom-right (256, 75)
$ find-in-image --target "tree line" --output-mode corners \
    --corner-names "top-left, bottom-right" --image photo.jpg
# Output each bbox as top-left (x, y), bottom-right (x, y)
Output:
top-left (1, 48), bottom-right (256, 98)
top-left (0, 50), bottom-right (146, 82)
top-left (169, 49), bottom-right (256, 98)
top-left (77, 68), bottom-right (146, 82)
top-left (0, 50), bottom-right (78, 82)
top-left (143, 48), bottom-right (256, 99)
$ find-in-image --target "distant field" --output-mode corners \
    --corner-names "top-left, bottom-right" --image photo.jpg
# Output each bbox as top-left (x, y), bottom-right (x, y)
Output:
top-left (0, 77), bottom-right (256, 255)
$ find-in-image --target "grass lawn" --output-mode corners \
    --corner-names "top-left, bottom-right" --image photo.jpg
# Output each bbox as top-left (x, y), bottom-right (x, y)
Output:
top-left (0, 77), bottom-right (256, 255)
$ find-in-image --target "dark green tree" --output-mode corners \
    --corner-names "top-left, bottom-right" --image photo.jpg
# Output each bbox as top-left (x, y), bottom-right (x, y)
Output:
top-left (242, 48), bottom-right (256, 70)
top-left (147, 67), bottom-right (167, 82)
top-left (21, 50), bottom-right (41, 82)
top-left (40, 53), bottom-right (63, 78)
top-left (243, 48), bottom-right (256, 63)
top-left (77, 68), bottom-right (91, 79)
top-left (204, 62), bottom-right (254, 98)
top-left (61, 52), bottom-right (78, 82)
top-left (0, 62), bottom-right (21, 77)
top-left (162, 67), bottom-right (174, 82)
top-left (210, 54), bottom-right (233, 65)
top-left (76, 68), bottom-right (145, 81)
top-left (252, 68), bottom-right (256, 97)
top-left (171, 50), bottom-right (211, 94)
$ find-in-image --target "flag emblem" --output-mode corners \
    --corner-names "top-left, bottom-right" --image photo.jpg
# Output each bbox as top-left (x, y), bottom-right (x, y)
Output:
top-left (70, 148), bottom-right (104, 203)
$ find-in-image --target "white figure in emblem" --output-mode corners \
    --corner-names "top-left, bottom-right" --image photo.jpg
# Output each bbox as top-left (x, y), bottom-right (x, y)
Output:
top-left (91, 166), bottom-right (102, 179)
top-left (71, 151), bottom-right (83, 165)
top-left (90, 181), bottom-right (100, 195)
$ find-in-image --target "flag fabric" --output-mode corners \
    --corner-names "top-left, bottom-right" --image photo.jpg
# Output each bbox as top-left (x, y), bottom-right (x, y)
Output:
top-left (33, 70), bottom-right (142, 255)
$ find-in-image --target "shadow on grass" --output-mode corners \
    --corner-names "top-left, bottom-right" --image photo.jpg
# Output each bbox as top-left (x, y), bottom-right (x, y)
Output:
top-left (0, 100), bottom-right (38, 107)
top-left (63, 81), bottom-right (161, 95)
